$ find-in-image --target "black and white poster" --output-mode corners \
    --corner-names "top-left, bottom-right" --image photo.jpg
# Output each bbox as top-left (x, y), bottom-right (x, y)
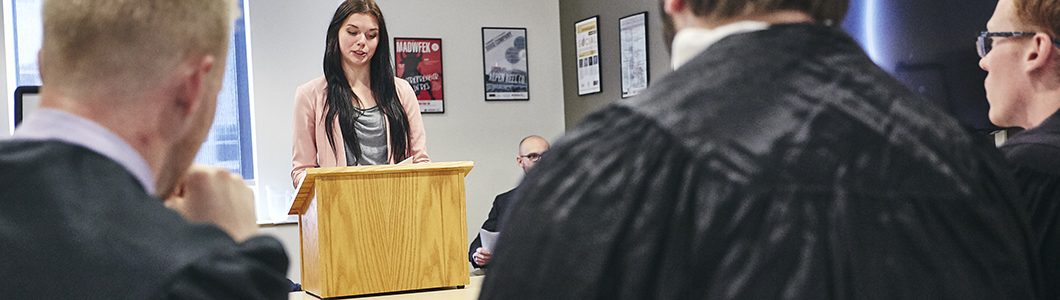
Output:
top-left (482, 27), bottom-right (530, 101)
top-left (620, 12), bottom-right (649, 98)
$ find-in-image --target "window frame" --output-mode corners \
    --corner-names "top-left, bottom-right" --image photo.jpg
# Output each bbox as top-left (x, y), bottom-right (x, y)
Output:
top-left (4, 0), bottom-right (259, 181)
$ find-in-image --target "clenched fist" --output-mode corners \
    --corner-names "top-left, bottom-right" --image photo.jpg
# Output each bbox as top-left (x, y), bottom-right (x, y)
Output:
top-left (164, 164), bottom-right (259, 242)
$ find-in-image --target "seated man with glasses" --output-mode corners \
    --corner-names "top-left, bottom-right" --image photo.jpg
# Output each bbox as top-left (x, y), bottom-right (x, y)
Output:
top-left (979, 0), bottom-right (1060, 299)
top-left (469, 135), bottom-right (549, 270)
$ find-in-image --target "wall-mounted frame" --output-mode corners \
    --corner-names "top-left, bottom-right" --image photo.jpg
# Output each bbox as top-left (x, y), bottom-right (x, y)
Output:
top-left (619, 12), bottom-right (649, 98)
top-left (482, 27), bottom-right (530, 101)
top-left (394, 37), bottom-right (445, 113)
top-left (14, 85), bottom-right (40, 128)
top-left (575, 16), bottom-right (601, 96)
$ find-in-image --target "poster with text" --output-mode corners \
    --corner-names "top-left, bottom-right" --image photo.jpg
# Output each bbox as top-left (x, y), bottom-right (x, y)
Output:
top-left (576, 16), bottom-right (601, 96)
top-left (394, 38), bottom-right (444, 113)
top-left (620, 12), bottom-right (649, 98)
top-left (482, 27), bottom-right (530, 100)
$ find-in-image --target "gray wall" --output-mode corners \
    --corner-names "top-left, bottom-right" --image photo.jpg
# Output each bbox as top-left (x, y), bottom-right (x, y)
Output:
top-left (559, 0), bottom-right (671, 129)
top-left (557, 0), bottom-right (999, 131)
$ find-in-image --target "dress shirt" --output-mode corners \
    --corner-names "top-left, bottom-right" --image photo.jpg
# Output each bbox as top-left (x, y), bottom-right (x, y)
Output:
top-left (9, 108), bottom-right (155, 195)
top-left (670, 21), bottom-right (768, 70)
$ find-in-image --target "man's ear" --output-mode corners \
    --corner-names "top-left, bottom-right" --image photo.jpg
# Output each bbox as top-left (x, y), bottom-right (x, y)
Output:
top-left (1024, 33), bottom-right (1056, 73)
top-left (174, 55), bottom-right (216, 120)
top-left (663, 0), bottom-right (686, 15)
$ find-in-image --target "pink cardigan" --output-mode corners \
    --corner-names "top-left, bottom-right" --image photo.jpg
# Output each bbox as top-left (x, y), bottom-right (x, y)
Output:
top-left (291, 76), bottom-right (430, 188)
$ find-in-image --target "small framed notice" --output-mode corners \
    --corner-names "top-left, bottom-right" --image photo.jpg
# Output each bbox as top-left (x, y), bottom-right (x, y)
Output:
top-left (575, 16), bottom-right (601, 96)
top-left (619, 12), bottom-right (649, 98)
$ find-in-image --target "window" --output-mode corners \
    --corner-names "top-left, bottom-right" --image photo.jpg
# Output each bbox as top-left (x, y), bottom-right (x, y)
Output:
top-left (7, 0), bottom-right (256, 180)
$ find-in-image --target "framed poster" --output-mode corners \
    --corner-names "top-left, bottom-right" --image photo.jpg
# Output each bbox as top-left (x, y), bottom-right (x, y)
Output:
top-left (394, 37), bottom-right (444, 113)
top-left (482, 27), bottom-right (530, 101)
top-left (575, 16), bottom-right (601, 96)
top-left (620, 12), bottom-right (649, 98)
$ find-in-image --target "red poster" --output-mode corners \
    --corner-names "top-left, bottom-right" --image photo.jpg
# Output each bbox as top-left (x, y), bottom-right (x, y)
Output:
top-left (394, 38), bottom-right (444, 113)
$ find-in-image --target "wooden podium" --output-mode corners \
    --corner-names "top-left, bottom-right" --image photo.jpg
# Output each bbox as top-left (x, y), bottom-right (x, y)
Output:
top-left (288, 161), bottom-right (473, 298)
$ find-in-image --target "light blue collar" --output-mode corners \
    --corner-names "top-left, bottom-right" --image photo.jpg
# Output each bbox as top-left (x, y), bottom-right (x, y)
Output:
top-left (9, 108), bottom-right (156, 195)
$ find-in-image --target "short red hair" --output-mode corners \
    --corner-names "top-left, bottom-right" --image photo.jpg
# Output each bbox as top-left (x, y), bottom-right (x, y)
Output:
top-left (1015, 0), bottom-right (1060, 37)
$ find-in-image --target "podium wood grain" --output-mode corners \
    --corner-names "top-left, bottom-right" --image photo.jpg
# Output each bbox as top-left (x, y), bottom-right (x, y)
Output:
top-left (289, 275), bottom-right (483, 300)
top-left (292, 162), bottom-right (473, 298)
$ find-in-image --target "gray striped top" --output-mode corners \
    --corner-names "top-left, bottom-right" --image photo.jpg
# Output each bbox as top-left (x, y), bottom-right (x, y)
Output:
top-left (345, 106), bottom-right (388, 166)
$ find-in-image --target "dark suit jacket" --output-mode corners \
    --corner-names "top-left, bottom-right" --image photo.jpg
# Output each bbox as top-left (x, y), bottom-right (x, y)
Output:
top-left (0, 140), bottom-right (290, 299)
top-left (1002, 110), bottom-right (1060, 300)
top-left (468, 188), bottom-right (516, 268)
top-left (480, 23), bottom-right (1039, 299)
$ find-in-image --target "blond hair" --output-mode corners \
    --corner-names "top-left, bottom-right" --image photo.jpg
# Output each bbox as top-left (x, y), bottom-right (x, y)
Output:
top-left (39, 0), bottom-right (238, 98)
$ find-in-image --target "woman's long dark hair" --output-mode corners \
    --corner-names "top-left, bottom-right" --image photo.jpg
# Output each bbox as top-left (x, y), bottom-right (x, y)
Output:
top-left (323, 0), bottom-right (411, 163)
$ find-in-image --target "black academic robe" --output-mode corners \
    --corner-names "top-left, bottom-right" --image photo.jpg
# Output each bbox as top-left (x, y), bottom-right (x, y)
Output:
top-left (0, 140), bottom-right (290, 299)
top-left (479, 23), bottom-right (1040, 300)
top-left (1002, 110), bottom-right (1060, 300)
top-left (469, 188), bottom-right (515, 268)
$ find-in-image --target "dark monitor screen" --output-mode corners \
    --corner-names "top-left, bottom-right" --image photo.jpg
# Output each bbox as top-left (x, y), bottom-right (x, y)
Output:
top-left (14, 86), bottom-right (40, 128)
top-left (841, 0), bottom-right (999, 132)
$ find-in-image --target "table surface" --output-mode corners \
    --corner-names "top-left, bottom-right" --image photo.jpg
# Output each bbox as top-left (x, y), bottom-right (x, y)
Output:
top-left (289, 275), bottom-right (483, 300)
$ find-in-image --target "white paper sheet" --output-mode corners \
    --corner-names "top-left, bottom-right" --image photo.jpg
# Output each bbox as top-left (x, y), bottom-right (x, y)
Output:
top-left (480, 229), bottom-right (499, 252)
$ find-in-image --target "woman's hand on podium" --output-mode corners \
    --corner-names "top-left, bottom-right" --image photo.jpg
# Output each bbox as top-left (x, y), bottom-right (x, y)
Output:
top-left (164, 164), bottom-right (259, 242)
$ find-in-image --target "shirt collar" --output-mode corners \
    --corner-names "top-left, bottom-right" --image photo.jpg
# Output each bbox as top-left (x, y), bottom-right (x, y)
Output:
top-left (670, 21), bottom-right (769, 70)
top-left (9, 108), bottom-right (156, 195)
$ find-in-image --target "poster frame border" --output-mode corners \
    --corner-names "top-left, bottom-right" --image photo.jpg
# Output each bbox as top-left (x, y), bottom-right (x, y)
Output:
top-left (618, 12), bottom-right (650, 99)
top-left (481, 27), bottom-right (531, 101)
top-left (575, 15), bottom-right (602, 96)
top-left (393, 37), bottom-right (445, 114)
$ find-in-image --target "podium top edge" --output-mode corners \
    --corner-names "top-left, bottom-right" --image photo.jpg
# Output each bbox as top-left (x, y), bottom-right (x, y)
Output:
top-left (306, 161), bottom-right (474, 177)
top-left (289, 161), bottom-right (474, 215)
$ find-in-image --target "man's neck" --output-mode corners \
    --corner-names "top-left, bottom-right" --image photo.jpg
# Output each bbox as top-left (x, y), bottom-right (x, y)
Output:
top-left (690, 10), bottom-right (814, 30)
top-left (1025, 89), bottom-right (1060, 128)
top-left (38, 89), bottom-right (168, 183)
top-left (1021, 67), bottom-right (1060, 128)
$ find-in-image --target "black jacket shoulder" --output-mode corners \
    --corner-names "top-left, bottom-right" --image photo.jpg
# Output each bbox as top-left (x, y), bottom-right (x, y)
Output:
top-left (0, 140), bottom-right (289, 299)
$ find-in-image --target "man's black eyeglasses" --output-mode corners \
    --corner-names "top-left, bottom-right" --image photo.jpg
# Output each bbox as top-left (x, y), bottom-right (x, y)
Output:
top-left (977, 31), bottom-right (1060, 58)
top-left (520, 153), bottom-right (542, 162)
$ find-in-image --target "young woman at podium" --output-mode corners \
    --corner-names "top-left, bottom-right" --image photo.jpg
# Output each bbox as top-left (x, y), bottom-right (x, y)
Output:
top-left (291, 0), bottom-right (430, 188)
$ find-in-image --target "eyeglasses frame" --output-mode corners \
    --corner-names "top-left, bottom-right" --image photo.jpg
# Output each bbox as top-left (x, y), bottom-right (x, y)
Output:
top-left (519, 153), bottom-right (542, 162)
top-left (978, 31), bottom-right (1060, 58)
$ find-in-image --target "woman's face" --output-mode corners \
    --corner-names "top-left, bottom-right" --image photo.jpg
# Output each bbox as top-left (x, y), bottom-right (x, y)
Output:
top-left (338, 13), bottom-right (379, 68)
